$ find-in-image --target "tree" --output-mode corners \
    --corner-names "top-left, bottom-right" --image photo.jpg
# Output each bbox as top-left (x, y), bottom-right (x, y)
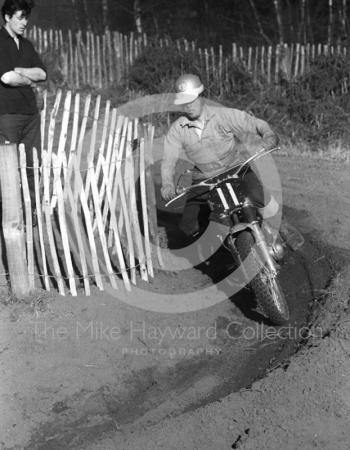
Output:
top-left (134, 0), bottom-right (143, 34)
top-left (248, 0), bottom-right (272, 44)
top-left (328, 0), bottom-right (333, 45)
top-left (102, 0), bottom-right (109, 30)
top-left (273, 0), bottom-right (284, 44)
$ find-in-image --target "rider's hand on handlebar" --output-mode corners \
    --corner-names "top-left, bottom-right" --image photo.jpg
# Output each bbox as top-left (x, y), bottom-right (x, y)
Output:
top-left (161, 184), bottom-right (176, 201)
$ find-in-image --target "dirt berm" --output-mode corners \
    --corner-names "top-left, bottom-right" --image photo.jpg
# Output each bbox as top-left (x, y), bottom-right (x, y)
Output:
top-left (87, 154), bottom-right (350, 449)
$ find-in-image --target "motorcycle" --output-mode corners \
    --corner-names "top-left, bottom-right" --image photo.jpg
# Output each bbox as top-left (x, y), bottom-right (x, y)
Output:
top-left (165, 147), bottom-right (294, 325)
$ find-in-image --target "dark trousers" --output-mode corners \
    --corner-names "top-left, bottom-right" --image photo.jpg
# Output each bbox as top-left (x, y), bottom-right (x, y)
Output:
top-left (0, 113), bottom-right (41, 205)
top-left (179, 168), bottom-right (270, 236)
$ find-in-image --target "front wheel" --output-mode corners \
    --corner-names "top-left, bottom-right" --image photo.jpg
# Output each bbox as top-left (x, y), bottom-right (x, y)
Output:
top-left (234, 230), bottom-right (290, 325)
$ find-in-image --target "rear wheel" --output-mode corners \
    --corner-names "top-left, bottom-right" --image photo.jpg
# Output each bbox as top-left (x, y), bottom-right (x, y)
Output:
top-left (234, 230), bottom-right (290, 325)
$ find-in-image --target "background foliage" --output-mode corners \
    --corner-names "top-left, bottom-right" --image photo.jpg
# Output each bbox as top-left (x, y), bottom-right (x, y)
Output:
top-left (32, 0), bottom-right (349, 48)
top-left (32, 0), bottom-right (350, 154)
top-left (123, 44), bottom-right (350, 151)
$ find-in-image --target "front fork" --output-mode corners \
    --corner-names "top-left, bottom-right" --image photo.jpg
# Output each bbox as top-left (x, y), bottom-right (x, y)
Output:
top-left (249, 222), bottom-right (278, 276)
top-left (227, 220), bottom-right (279, 279)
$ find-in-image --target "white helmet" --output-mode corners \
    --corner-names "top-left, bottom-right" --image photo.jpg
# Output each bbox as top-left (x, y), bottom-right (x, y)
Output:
top-left (174, 74), bottom-right (204, 105)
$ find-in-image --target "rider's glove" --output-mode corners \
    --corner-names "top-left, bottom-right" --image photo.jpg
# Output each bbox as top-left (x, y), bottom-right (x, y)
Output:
top-left (161, 184), bottom-right (176, 201)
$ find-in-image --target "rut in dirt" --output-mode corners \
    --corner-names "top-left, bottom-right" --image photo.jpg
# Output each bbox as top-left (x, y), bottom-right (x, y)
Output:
top-left (24, 211), bottom-right (343, 450)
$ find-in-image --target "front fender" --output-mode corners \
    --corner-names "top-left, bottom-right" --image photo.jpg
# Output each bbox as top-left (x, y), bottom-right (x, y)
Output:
top-left (230, 222), bottom-right (257, 236)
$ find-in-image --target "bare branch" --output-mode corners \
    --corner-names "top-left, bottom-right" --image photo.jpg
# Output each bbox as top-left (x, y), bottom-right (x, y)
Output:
top-left (248, 0), bottom-right (272, 45)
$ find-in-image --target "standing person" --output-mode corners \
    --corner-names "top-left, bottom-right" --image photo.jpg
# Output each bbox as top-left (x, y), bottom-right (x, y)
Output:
top-left (161, 73), bottom-right (281, 241)
top-left (0, 0), bottom-right (46, 206)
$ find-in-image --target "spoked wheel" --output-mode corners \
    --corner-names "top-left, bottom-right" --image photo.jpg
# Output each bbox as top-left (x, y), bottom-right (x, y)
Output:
top-left (233, 230), bottom-right (290, 325)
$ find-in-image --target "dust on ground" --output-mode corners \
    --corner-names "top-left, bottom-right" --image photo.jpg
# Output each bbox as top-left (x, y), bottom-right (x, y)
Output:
top-left (0, 153), bottom-right (349, 450)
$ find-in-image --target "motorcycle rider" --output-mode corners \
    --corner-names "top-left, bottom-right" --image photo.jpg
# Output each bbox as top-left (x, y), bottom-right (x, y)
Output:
top-left (161, 73), bottom-right (283, 242)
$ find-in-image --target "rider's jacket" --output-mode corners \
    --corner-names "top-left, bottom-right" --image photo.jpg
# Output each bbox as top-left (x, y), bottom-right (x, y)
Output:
top-left (161, 100), bottom-right (278, 187)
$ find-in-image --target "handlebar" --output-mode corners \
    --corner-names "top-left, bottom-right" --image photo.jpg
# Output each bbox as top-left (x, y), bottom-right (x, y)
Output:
top-left (164, 147), bottom-right (280, 207)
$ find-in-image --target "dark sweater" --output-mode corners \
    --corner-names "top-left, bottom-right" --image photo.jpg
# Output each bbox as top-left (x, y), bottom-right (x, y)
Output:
top-left (0, 26), bottom-right (46, 115)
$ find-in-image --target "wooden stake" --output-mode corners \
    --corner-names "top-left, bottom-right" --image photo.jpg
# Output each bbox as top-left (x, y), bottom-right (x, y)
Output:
top-left (275, 44), bottom-right (280, 84)
top-left (294, 43), bottom-right (300, 79)
top-left (86, 30), bottom-right (91, 86)
top-left (91, 32), bottom-right (96, 86)
top-left (300, 45), bottom-right (305, 76)
top-left (19, 145), bottom-right (35, 289)
top-left (0, 144), bottom-right (30, 298)
top-left (96, 35), bottom-right (102, 89)
top-left (68, 29), bottom-right (73, 86)
top-left (267, 46), bottom-right (272, 84)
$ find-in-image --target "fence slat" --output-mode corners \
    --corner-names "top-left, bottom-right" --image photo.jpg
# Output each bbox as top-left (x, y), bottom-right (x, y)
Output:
top-left (98, 153), bottom-right (131, 291)
top-left (144, 123), bottom-right (163, 268)
top-left (42, 150), bottom-right (65, 296)
top-left (125, 122), bottom-right (148, 282)
top-left (33, 148), bottom-right (50, 291)
top-left (88, 157), bottom-right (119, 290)
top-left (139, 138), bottom-right (153, 277)
top-left (29, 25), bottom-right (349, 89)
top-left (73, 154), bottom-right (104, 290)
top-left (63, 155), bottom-right (91, 295)
top-left (52, 153), bottom-right (77, 296)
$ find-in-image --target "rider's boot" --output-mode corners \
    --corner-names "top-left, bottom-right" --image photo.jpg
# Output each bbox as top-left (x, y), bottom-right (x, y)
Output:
top-left (279, 217), bottom-right (305, 251)
top-left (258, 196), bottom-right (304, 252)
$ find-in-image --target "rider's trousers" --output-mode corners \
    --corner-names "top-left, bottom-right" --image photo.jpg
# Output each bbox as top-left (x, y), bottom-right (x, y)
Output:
top-left (179, 168), bottom-right (275, 237)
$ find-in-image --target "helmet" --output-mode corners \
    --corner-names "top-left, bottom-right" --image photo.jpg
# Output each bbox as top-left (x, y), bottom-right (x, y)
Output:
top-left (174, 74), bottom-right (204, 105)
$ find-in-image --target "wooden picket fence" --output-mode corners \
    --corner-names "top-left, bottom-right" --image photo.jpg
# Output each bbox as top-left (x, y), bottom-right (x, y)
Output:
top-left (13, 89), bottom-right (161, 296)
top-left (27, 25), bottom-right (349, 91)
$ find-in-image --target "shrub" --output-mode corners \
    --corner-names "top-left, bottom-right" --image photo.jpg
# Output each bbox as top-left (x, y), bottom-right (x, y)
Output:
top-left (128, 42), bottom-right (200, 94)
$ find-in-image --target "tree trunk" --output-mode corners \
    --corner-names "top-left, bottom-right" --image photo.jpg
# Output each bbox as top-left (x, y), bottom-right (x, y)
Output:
top-left (133, 0), bottom-right (142, 34)
top-left (102, 0), bottom-right (109, 30)
top-left (285, 0), bottom-right (295, 41)
top-left (328, 0), bottom-right (333, 45)
top-left (298, 0), bottom-right (306, 43)
top-left (273, 0), bottom-right (284, 44)
top-left (248, 0), bottom-right (272, 44)
top-left (306, 0), bottom-right (313, 43)
top-left (70, 0), bottom-right (80, 29)
top-left (339, 0), bottom-right (348, 40)
top-left (81, 0), bottom-right (90, 31)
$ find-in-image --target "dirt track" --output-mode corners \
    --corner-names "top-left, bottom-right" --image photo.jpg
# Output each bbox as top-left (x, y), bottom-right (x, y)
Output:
top-left (0, 153), bottom-right (350, 449)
